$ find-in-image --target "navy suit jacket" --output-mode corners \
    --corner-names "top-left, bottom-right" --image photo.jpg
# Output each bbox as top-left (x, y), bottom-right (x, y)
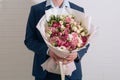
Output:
top-left (24, 1), bottom-right (90, 80)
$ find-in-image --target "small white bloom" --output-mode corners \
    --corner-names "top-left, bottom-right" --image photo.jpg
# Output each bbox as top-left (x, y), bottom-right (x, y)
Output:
top-left (60, 15), bottom-right (65, 19)
top-left (68, 34), bottom-right (73, 41)
top-left (61, 25), bottom-right (65, 30)
top-left (76, 30), bottom-right (80, 33)
top-left (74, 22), bottom-right (77, 25)
top-left (77, 38), bottom-right (82, 47)
top-left (77, 25), bottom-right (81, 29)
top-left (59, 21), bottom-right (63, 25)
top-left (81, 32), bottom-right (85, 36)
top-left (46, 33), bottom-right (51, 38)
top-left (72, 26), bottom-right (77, 32)
top-left (79, 27), bottom-right (84, 31)
top-left (78, 38), bottom-right (83, 43)
top-left (77, 43), bottom-right (82, 47)
top-left (60, 15), bottom-right (63, 19)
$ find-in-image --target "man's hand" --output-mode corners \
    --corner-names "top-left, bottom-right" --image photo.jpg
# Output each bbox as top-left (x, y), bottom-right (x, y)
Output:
top-left (48, 49), bottom-right (78, 65)
top-left (48, 49), bottom-right (63, 64)
top-left (63, 52), bottom-right (78, 64)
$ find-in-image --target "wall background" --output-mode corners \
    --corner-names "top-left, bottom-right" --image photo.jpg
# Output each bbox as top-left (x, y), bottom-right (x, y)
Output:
top-left (0, 0), bottom-right (120, 80)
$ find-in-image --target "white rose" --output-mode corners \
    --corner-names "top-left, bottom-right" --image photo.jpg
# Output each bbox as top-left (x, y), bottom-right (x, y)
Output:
top-left (68, 34), bottom-right (73, 41)
top-left (59, 21), bottom-right (63, 25)
top-left (46, 33), bottom-right (51, 38)
top-left (77, 43), bottom-right (82, 47)
top-left (60, 15), bottom-right (64, 19)
top-left (72, 26), bottom-right (77, 32)
top-left (78, 38), bottom-right (83, 43)
top-left (81, 32), bottom-right (85, 36)
top-left (77, 38), bottom-right (83, 47)
top-left (77, 25), bottom-right (81, 29)
top-left (61, 25), bottom-right (65, 30)
top-left (76, 30), bottom-right (80, 33)
top-left (73, 22), bottom-right (77, 25)
top-left (79, 27), bottom-right (84, 31)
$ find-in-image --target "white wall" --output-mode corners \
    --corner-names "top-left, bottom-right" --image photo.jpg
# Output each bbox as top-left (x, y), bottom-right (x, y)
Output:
top-left (0, 0), bottom-right (34, 80)
top-left (0, 0), bottom-right (120, 80)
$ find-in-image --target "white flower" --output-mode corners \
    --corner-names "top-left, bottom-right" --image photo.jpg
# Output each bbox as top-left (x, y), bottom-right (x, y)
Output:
top-left (61, 25), bottom-right (65, 30)
top-left (60, 15), bottom-right (65, 19)
top-left (68, 34), bottom-right (73, 41)
top-left (77, 38), bottom-right (83, 47)
top-left (46, 33), bottom-right (51, 38)
top-left (73, 22), bottom-right (77, 25)
top-left (77, 25), bottom-right (81, 29)
top-left (76, 30), bottom-right (80, 33)
top-left (79, 27), bottom-right (84, 31)
top-left (81, 32), bottom-right (86, 36)
top-left (72, 26), bottom-right (77, 32)
top-left (77, 43), bottom-right (82, 47)
top-left (59, 21), bottom-right (63, 25)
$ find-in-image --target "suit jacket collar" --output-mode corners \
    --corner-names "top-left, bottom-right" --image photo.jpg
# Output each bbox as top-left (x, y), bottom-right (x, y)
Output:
top-left (45, 0), bottom-right (70, 10)
top-left (44, 1), bottom-right (84, 13)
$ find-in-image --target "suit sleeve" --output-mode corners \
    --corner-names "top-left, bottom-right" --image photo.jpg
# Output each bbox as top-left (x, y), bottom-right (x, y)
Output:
top-left (24, 6), bottom-right (48, 55)
top-left (75, 44), bottom-right (90, 61)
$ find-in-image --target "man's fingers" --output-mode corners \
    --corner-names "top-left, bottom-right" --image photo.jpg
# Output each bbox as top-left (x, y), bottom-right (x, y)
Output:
top-left (49, 49), bottom-right (76, 64)
top-left (65, 57), bottom-right (72, 61)
top-left (52, 54), bottom-right (63, 64)
top-left (65, 55), bottom-right (74, 61)
top-left (63, 59), bottom-right (72, 64)
top-left (65, 53), bottom-right (78, 61)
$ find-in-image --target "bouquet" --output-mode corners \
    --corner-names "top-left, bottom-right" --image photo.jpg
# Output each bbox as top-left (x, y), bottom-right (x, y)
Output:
top-left (46, 14), bottom-right (89, 52)
top-left (36, 8), bottom-right (95, 78)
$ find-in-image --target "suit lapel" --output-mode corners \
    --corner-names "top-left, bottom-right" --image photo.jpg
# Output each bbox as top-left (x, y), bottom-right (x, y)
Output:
top-left (69, 2), bottom-right (84, 13)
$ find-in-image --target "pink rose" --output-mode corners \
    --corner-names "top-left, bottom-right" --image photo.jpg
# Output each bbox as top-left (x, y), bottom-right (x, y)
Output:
top-left (65, 17), bottom-right (71, 23)
top-left (52, 22), bottom-right (61, 28)
top-left (58, 32), bottom-right (63, 36)
top-left (51, 32), bottom-right (58, 37)
top-left (57, 38), bottom-right (65, 47)
top-left (81, 36), bottom-right (87, 43)
top-left (68, 32), bottom-right (79, 50)
top-left (63, 42), bottom-right (70, 48)
top-left (49, 36), bottom-right (58, 46)
top-left (66, 24), bottom-right (71, 29)
top-left (64, 28), bottom-right (70, 36)
top-left (71, 32), bottom-right (78, 38)
top-left (81, 36), bottom-right (88, 46)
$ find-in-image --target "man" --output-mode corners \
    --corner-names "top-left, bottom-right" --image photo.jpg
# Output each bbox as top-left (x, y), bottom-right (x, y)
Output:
top-left (24, 0), bottom-right (90, 80)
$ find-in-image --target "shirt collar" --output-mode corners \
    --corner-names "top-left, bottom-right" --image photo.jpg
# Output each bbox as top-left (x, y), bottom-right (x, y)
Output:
top-left (46, 0), bottom-right (70, 8)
